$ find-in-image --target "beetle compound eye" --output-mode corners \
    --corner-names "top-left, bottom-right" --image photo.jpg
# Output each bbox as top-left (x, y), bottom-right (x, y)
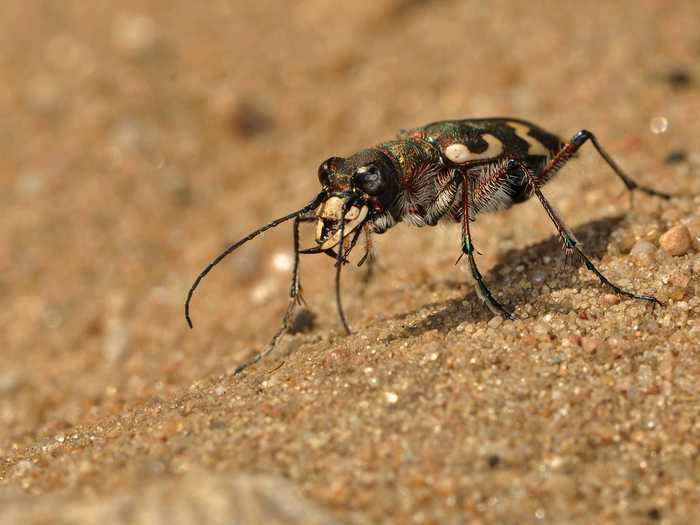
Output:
top-left (318, 157), bottom-right (342, 187)
top-left (355, 164), bottom-right (384, 195)
top-left (318, 159), bottom-right (332, 187)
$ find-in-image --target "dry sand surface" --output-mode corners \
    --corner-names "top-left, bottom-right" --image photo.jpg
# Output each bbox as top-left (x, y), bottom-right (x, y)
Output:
top-left (1, 1), bottom-right (700, 524)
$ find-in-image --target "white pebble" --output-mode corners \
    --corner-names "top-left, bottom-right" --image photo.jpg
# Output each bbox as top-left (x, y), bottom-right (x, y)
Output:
top-left (649, 116), bottom-right (668, 134)
top-left (113, 14), bottom-right (159, 57)
top-left (271, 252), bottom-right (293, 272)
top-left (630, 239), bottom-right (656, 255)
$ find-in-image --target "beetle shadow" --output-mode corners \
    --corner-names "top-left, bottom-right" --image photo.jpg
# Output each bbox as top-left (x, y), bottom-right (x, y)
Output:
top-left (379, 215), bottom-right (625, 342)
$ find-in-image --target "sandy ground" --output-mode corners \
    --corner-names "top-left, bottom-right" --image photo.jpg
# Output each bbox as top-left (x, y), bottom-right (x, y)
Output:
top-left (1, 1), bottom-right (699, 523)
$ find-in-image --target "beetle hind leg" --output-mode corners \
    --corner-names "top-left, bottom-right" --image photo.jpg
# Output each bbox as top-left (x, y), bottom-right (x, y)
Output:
top-left (508, 160), bottom-right (662, 308)
top-left (537, 130), bottom-right (672, 201)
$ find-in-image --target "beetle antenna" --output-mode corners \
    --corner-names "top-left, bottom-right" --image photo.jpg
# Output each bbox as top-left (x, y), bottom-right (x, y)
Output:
top-left (185, 192), bottom-right (325, 329)
top-left (335, 198), bottom-right (352, 335)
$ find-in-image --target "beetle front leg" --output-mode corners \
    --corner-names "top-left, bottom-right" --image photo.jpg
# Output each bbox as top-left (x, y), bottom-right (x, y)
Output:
top-left (234, 214), bottom-right (311, 375)
top-left (460, 175), bottom-right (516, 320)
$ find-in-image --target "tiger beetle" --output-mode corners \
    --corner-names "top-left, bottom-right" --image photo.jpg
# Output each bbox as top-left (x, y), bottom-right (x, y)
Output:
top-left (185, 118), bottom-right (672, 374)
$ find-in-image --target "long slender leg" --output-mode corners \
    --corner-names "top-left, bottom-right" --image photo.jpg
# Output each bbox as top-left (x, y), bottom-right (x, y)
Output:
top-left (334, 199), bottom-right (352, 334)
top-left (460, 175), bottom-right (516, 320)
top-left (234, 215), bottom-right (307, 375)
top-left (508, 159), bottom-right (662, 307)
top-left (343, 226), bottom-right (364, 261)
top-left (538, 130), bottom-right (672, 200)
top-left (288, 215), bottom-right (319, 306)
top-left (358, 225), bottom-right (376, 288)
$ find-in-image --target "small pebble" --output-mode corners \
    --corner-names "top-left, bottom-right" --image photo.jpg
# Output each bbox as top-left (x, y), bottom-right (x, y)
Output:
top-left (230, 99), bottom-right (273, 139)
top-left (685, 219), bottom-right (700, 250)
top-left (665, 68), bottom-right (692, 90)
top-left (659, 225), bottom-right (692, 256)
top-left (531, 270), bottom-right (547, 285)
top-left (669, 271), bottom-right (691, 290)
top-left (601, 294), bottom-right (621, 306)
top-left (288, 308), bottom-right (315, 334)
top-left (649, 116), bottom-right (668, 134)
top-left (271, 252), bottom-right (293, 272)
top-left (487, 316), bottom-right (503, 328)
top-left (661, 208), bottom-right (683, 223)
top-left (664, 149), bottom-right (687, 164)
top-left (581, 336), bottom-right (602, 353)
top-left (0, 370), bottom-right (24, 393)
top-left (112, 14), bottom-right (160, 58)
top-left (630, 239), bottom-right (656, 256)
top-left (384, 392), bottom-right (399, 404)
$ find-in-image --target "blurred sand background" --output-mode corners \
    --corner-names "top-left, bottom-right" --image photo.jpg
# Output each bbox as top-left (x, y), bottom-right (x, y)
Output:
top-left (1, 1), bottom-right (699, 523)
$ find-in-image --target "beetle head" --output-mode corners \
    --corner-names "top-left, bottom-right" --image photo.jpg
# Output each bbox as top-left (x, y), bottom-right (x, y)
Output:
top-left (315, 149), bottom-right (399, 249)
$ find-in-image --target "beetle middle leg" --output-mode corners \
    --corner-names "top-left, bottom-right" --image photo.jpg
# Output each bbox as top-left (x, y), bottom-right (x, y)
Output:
top-left (508, 159), bottom-right (662, 307)
top-left (460, 175), bottom-right (516, 320)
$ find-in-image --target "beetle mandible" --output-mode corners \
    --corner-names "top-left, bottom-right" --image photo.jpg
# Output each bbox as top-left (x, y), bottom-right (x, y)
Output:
top-left (185, 118), bottom-right (671, 373)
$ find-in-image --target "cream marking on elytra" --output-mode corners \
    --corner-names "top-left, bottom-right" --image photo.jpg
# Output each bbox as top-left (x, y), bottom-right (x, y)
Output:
top-left (507, 121), bottom-right (550, 157)
top-left (444, 133), bottom-right (504, 164)
top-left (444, 143), bottom-right (470, 163)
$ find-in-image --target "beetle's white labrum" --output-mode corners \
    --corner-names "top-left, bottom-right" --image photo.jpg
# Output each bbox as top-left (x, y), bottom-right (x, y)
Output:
top-left (315, 196), bottom-right (368, 250)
